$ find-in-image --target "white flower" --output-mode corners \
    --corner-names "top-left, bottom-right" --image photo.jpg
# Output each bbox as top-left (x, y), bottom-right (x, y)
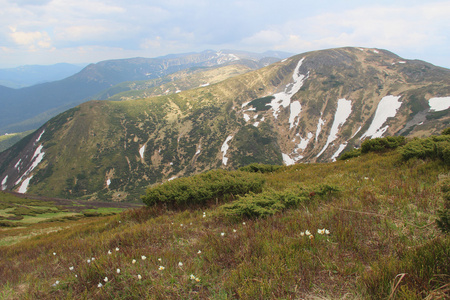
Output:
top-left (141, 255), bottom-right (146, 260)
top-left (87, 259), bottom-right (91, 264)
top-left (159, 266), bottom-right (165, 270)
top-left (300, 232), bottom-right (305, 236)
top-left (178, 262), bottom-right (183, 267)
top-left (195, 277), bottom-right (201, 282)
top-left (242, 222), bottom-right (246, 225)
top-left (158, 258), bottom-right (162, 262)
top-left (69, 266), bottom-right (74, 271)
top-left (98, 283), bottom-right (103, 288)
top-left (233, 229), bottom-right (237, 233)
top-left (190, 274), bottom-right (196, 280)
top-left (317, 229), bottom-right (325, 235)
top-left (220, 232), bottom-right (225, 236)
top-left (132, 259), bottom-right (136, 264)
top-left (309, 235), bottom-right (314, 240)
top-left (305, 230), bottom-right (311, 236)
top-left (92, 257), bottom-right (95, 261)
top-left (75, 275), bottom-right (78, 278)
top-left (104, 277), bottom-right (108, 282)
top-left (197, 250), bottom-right (202, 254)
top-left (108, 250), bottom-right (112, 255)
top-left (115, 247), bottom-right (119, 251)
top-left (325, 229), bottom-right (330, 235)
top-left (180, 224), bottom-right (183, 227)
top-left (138, 274), bottom-right (142, 280)
top-left (116, 269), bottom-right (120, 274)
top-left (53, 252), bottom-right (56, 256)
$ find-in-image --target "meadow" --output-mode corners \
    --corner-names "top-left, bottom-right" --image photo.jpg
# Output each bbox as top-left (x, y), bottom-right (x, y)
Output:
top-left (0, 135), bottom-right (449, 299)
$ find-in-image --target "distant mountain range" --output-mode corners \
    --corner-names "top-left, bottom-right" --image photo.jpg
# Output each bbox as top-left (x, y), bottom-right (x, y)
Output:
top-left (0, 47), bottom-right (449, 202)
top-left (0, 50), bottom-right (291, 135)
top-left (0, 63), bottom-right (85, 88)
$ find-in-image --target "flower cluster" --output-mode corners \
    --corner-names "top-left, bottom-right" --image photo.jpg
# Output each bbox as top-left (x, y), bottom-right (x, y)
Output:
top-left (189, 274), bottom-right (201, 282)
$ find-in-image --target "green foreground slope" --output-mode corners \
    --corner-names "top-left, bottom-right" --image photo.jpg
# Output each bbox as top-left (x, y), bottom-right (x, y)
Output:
top-left (1, 137), bottom-right (449, 299)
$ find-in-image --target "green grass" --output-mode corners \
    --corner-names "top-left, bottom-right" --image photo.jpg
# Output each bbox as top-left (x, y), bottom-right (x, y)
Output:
top-left (0, 148), bottom-right (449, 299)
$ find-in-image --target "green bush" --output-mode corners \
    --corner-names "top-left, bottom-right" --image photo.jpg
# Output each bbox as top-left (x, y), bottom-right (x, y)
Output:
top-left (399, 135), bottom-right (450, 164)
top-left (141, 169), bottom-right (265, 208)
top-left (442, 127), bottom-right (450, 135)
top-left (338, 148), bottom-right (361, 160)
top-left (361, 136), bottom-right (407, 154)
top-left (220, 189), bottom-right (307, 219)
top-left (239, 163), bottom-right (282, 173)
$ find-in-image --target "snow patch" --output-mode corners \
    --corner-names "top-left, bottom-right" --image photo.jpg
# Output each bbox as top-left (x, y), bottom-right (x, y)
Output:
top-left (139, 145), bottom-right (146, 159)
top-left (1, 176), bottom-right (8, 190)
top-left (289, 101), bottom-right (302, 129)
top-left (168, 176), bottom-right (177, 181)
top-left (315, 117), bottom-right (325, 142)
top-left (428, 97), bottom-right (450, 112)
top-left (106, 179), bottom-right (111, 187)
top-left (267, 58), bottom-right (307, 118)
top-left (296, 132), bottom-right (313, 151)
top-left (18, 176), bottom-right (33, 194)
top-left (14, 159), bottom-right (22, 170)
top-left (360, 95), bottom-right (402, 140)
top-left (15, 144), bottom-right (45, 188)
top-left (175, 90), bottom-right (181, 93)
top-left (200, 83), bottom-right (210, 87)
top-left (36, 130), bottom-right (45, 142)
top-left (243, 113), bottom-right (250, 122)
top-left (331, 143), bottom-right (348, 162)
top-left (316, 98), bottom-right (352, 158)
top-left (221, 135), bottom-right (233, 165)
top-left (282, 153), bottom-right (296, 166)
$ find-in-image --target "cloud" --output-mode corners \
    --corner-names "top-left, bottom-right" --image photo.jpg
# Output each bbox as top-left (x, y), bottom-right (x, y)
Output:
top-left (8, 26), bottom-right (52, 50)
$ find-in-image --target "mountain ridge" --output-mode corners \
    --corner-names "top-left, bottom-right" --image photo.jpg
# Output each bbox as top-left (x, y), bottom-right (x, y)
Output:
top-left (0, 47), bottom-right (449, 201)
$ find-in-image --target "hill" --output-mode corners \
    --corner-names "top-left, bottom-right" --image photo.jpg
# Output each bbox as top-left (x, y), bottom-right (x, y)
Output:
top-left (0, 50), bottom-right (287, 135)
top-left (0, 47), bottom-right (449, 201)
top-left (0, 139), bottom-right (449, 299)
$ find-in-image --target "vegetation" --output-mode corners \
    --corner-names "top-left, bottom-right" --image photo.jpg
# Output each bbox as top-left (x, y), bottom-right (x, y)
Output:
top-left (361, 136), bottom-right (407, 153)
top-left (1, 134), bottom-right (449, 299)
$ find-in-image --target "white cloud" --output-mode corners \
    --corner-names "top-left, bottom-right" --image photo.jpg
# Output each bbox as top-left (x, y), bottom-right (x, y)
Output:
top-left (9, 26), bottom-right (52, 50)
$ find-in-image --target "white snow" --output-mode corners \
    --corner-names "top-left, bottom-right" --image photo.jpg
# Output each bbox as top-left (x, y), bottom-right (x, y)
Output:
top-left (36, 130), bottom-right (45, 142)
top-left (106, 179), bottom-right (111, 187)
top-left (221, 135), bottom-right (233, 165)
top-left (200, 83), bottom-right (210, 87)
top-left (331, 143), bottom-right (348, 162)
top-left (315, 117), bottom-right (325, 142)
top-left (253, 122), bottom-right (260, 127)
top-left (296, 132), bottom-right (313, 151)
top-left (14, 144), bottom-right (45, 187)
top-left (18, 176), bottom-right (33, 194)
top-left (282, 153), bottom-right (296, 166)
top-left (428, 97), bottom-right (450, 112)
top-left (241, 101), bottom-right (250, 108)
top-left (139, 145), bottom-right (146, 159)
top-left (316, 98), bottom-right (352, 158)
top-left (398, 61), bottom-right (406, 64)
top-left (289, 101), bottom-right (302, 129)
top-left (360, 95), bottom-right (402, 140)
top-left (168, 176), bottom-right (177, 181)
top-left (243, 113), bottom-right (250, 122)
top-left (267, 58), bottom-right (307, 118)
top-left (175, 90), bottom-right (181, 93)
top-left (351, 126), bottom-right (362, 139)
top-left (373, 49), bottom-right (379, 54)
top-left (1, 176), bottom-right (8, 190)
top-left (195, 149), bottom-right (201, 155)
top-left (281, 58), bottom-right (287, 62)
top-left (14, 159), bottom-right (22, 169)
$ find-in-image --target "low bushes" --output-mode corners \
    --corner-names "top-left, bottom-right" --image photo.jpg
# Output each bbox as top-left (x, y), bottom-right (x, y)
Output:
top-left (399, 135), bottom-right (450, 165)
top-left (437, 177), bottom-right (450, 233)
top-left (141, 169), bottom-right (265, 208)
top-left (238, 163), bottom-right (282, 173)
top-left (361, 136), bottom-right (407, 154)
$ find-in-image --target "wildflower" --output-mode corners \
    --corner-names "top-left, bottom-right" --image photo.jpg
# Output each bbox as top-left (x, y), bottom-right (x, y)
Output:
top-left (53, 252), bottom-right (56, 256)
top-left (190, 274), bottom-right (196, 280)
top-left (108, 250), bottom-right (112, 255)
top-left (195, 277), bottom-right (201, 282)
top-left (325, 229), bottom-right (330, 235)
top-left (138, 274), bottom-right (142, 280)
top-left (116, 269), bottom-right (121, 274)
top-left (309, 234), bottom-right (314, 240)
top-left (220, 232), bottom-right (225, 236)
top-left (92, 257), bottom-right (95, 261)
top-left (180, 224), bottom-right (183, 227)
top-left (317, 228), bottom-right (325, 235)
top-left (158, 258), bottom-right (162, 262)
top-left (69, 266), bottom-right (74, 271)
top-left (233, 229), bottom-right (237, 233)
top-left (132, 259), bottom-right (136, 264)
top-left (159, 266), bottom-right (165, 270)
top-left (104, 277), bottom-right (108, 282)
top-left (75, 275), bottom-right (78, 278)
top-left (197, 250), bottom-right (202, 254)
top-left (190, 222), bottom-right (192, 225)
top-left (178, 262), bottom-right (183, 267)
top-left (141, 255), bottom-right (147, 260)
top-left (87, 259), bottom-right (91, 264)
top-left (52, 280), bottom-right (60, 286)
top-left (98, 283), bottom-right (103, 288)
top-left (300, 232), bottom-right (305, 236)
top-left (242, 222), bottom-right (246, 225)
top-left (115, 247), bottom-right (119, 251)
top-left (305, 230), bottom-right (311, 236)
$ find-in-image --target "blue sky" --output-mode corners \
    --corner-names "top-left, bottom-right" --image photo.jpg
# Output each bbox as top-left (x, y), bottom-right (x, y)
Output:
top-left (1, 0), bottom-right (449, 68)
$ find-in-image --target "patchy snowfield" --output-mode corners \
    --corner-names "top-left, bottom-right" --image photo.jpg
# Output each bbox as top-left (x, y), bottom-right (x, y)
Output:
top-left (282, 153), bottom-right (296, 166)
top-left (315, 117), bottom-right (325, 142)
top-left (361, 95), bottom-right (402, 140)
top-left (221, 135), bottom-right (233, 165)
top-left (331, 143), bottom-right (348, 161)
top-left (428, 97), bottom-right (450, 111)
top-left (18, 176), bottom-right (33, 194)
top-left (1, 175), bottom-right (8, 190)
top-left (316, 98), bottom-right (352, 158)
top-left (139, 145), bottom-right (146, 159)
top-left (289, 101), bottom-right (302, 129)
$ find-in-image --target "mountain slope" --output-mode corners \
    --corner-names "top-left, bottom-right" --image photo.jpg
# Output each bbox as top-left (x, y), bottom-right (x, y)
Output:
top-left (0, 50), bottom-right (287, 135)
top-left (1, 47), bottom-right (449, 201)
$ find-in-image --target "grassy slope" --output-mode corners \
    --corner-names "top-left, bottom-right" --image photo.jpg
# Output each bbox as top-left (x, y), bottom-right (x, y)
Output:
top-left (1, 148), bottom-right (449, 299)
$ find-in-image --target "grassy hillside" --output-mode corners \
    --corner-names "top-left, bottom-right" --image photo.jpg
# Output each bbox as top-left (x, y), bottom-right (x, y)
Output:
top-left (1, 136), bottom-right (449, 299)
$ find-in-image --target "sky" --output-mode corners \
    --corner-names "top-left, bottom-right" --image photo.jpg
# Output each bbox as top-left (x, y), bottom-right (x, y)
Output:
top-left (1, 0), bottom-right (450, 69)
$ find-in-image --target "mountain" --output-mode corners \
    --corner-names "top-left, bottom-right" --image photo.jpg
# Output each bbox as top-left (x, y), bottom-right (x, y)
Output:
top-left (0, 47), bottom-right (449, 201)
top-left (0, 50), bottom-right (288, 135)
top-left (0, 63), bottom-right (85, 88)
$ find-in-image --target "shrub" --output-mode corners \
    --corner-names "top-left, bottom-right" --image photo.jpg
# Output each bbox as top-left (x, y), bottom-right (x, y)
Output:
top-left (220, 189), bottom-right (307, 219)
top-left (239, 163), bottom-right (282, 173)
top-left (141, 169), bottom-right (265, 208)
top-left (442, 127), bottom-right (450, 135)
top-left (338, 148), bottom-right (361, 160)
top-left (399, 135), bottom-right (450, 164)
top-left (361, 136), bottom-right (407, 154)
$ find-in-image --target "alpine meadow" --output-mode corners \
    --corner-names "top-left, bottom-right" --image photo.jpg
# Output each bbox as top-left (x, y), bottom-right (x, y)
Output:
top-left (0, 47), bottom-right (449, 299)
